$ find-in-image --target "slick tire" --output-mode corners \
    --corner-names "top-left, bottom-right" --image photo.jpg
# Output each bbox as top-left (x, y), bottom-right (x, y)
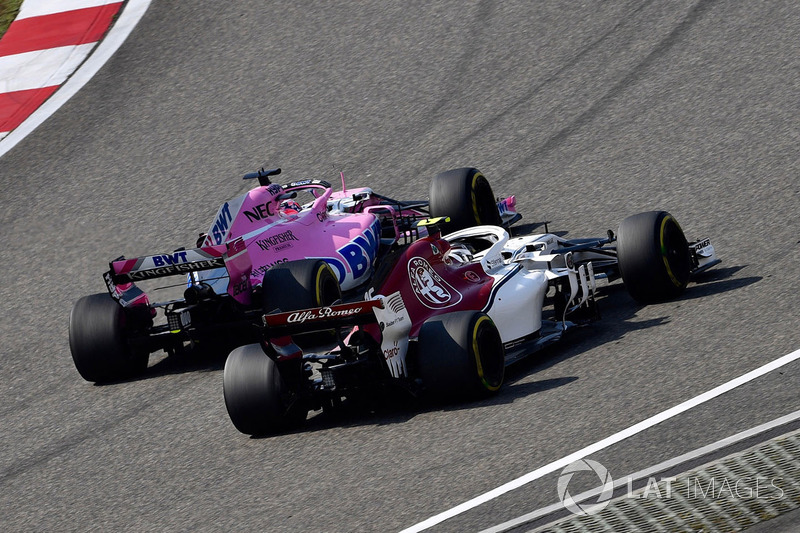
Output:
top-left (68, 293), bottom-right (149, 383)
top-left (617, 210), bottom-right (691, 303)
top-left (429, 167), bottom-right (501, 234)
top-left (417, 311), bottom-right (504, 401)
top-left (223, 343), bottom-right (308, 436)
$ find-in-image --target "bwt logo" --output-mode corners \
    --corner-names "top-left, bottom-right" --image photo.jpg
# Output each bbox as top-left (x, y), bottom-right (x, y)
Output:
top-left (210, 202), bottom-right (233, 244)
top-left (152, 252), bottom-right (189, 267)
top-left (557, 459), bottom-right (614, 516)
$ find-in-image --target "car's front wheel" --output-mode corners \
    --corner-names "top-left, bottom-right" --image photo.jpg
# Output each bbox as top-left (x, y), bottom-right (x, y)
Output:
top-left (617, 210), bottom-right (691, 303)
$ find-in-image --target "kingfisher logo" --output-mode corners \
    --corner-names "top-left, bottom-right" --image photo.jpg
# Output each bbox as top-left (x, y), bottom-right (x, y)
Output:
top-left (255, 230), bottom-right (299, 250)
top-left (407, 257), bottom-right (462, 309)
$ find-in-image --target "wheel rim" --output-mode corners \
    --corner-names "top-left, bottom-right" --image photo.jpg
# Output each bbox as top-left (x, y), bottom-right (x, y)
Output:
top-left (472, 316), bottom-right (503, 391)
top-left (315, 263), bottom-right (341, 306)
top-left (471, 175), bottom-right (498, 225)
top-left (660, 215), bottom-right (690, 288)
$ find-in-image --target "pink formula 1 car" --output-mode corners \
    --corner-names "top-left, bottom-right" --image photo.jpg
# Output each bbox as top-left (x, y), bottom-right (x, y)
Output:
top-left (222, 211), bottom-right (719, 436)
top-left (68, 167), bottom-right (520, 383)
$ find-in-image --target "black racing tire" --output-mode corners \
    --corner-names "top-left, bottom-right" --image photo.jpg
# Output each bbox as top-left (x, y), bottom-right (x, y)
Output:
top-left (223, 343), bottom-right (308, 436)
top-left (68, 293), bottom-right (149, 383)
top-left (417, 311), bottom-right (505, 400)
top-left (429, 167), bottom-right (502, 234)
top-left (261, 259), bottom-right (342, 348)
top-left (617, 210), bottom-right (691, 303)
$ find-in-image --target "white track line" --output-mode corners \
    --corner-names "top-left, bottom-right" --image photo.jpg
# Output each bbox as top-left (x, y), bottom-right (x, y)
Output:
top-left (0, 0), bottom-right (152, 159)
top-left (400, 348), bottom-right (800, 533)
top-left (479, 408), bottom-right (800, 533)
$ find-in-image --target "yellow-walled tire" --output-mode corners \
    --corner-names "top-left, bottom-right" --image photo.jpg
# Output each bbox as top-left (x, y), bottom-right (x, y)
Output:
top-left (617, 210), bottom-right (690, 303)
top-left (417, 311), bottom-right (504, 400)
top-left (429, 168), bottom-right (501, 234)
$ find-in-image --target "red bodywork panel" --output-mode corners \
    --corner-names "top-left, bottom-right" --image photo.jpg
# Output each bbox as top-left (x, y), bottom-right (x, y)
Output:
top-left (374, 236), bottom-right (495, 338)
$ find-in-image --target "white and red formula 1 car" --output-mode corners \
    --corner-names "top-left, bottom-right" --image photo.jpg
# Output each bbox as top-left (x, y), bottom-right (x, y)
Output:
top-left (223, 208), bottom-right (719, 436)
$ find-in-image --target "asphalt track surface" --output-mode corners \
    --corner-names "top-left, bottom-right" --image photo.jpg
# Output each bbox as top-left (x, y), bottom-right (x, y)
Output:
top-left (1, 1), bottom-right (798, 531)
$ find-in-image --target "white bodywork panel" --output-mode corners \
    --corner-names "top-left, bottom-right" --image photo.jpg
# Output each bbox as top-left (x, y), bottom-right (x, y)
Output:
top-left (443, 225), bottom-right (598, 344)
top-left (372, 291), bottom-right (412, 378)
top-left (484, 266), bottom-right (548, 343)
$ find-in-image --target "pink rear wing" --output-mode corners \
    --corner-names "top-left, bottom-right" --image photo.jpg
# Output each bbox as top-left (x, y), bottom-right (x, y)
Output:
top-left (109, 245), bottom-right (228, 282)
top-left (108, 238), bottom-right (253, 305)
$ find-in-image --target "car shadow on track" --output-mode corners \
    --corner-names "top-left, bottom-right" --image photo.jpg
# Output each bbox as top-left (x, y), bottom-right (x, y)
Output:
top-left (150, 348), bottom-right (227, 376)
top-left (104, 346), bottom-right (229, 385)
top-left (681, 266), bottom-right (760, 300)
top-left (89, 351), bottom-right (226, 386)
top-left (505, 264), bottom-right (759, 380)
top-left (247, 376), bottom-right (581, 439)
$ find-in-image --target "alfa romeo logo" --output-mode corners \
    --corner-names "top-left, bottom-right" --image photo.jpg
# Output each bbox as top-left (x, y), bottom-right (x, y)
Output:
top-left (557, 459), bottom-right (614, 516)
top-left (407, 257), bottom-right (462, 309)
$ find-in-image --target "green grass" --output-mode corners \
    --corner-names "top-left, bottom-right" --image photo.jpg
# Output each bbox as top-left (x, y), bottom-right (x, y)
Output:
top-left (0, 0), bottom-right (24, 41)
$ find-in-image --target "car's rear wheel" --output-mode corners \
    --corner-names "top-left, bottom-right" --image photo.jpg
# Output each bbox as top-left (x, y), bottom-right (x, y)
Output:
top-left (417, 311), bottom-right (504, 400)
top-left (617, 210), bottom-right (691, 303)
top-left (223, 343), bottom-right (308, 436)
top-left (429, 167), bottom-right (502, 234)
top-left (68, 293), bottom-right (149, 383)
top-left (261, 259), bottom-right (342, 348)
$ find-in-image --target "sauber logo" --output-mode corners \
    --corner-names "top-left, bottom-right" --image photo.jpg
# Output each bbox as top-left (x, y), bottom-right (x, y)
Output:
top-left (287, 306), bottom-right (363, 323)
top-left (407, 257), bottom-right (462, 309)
